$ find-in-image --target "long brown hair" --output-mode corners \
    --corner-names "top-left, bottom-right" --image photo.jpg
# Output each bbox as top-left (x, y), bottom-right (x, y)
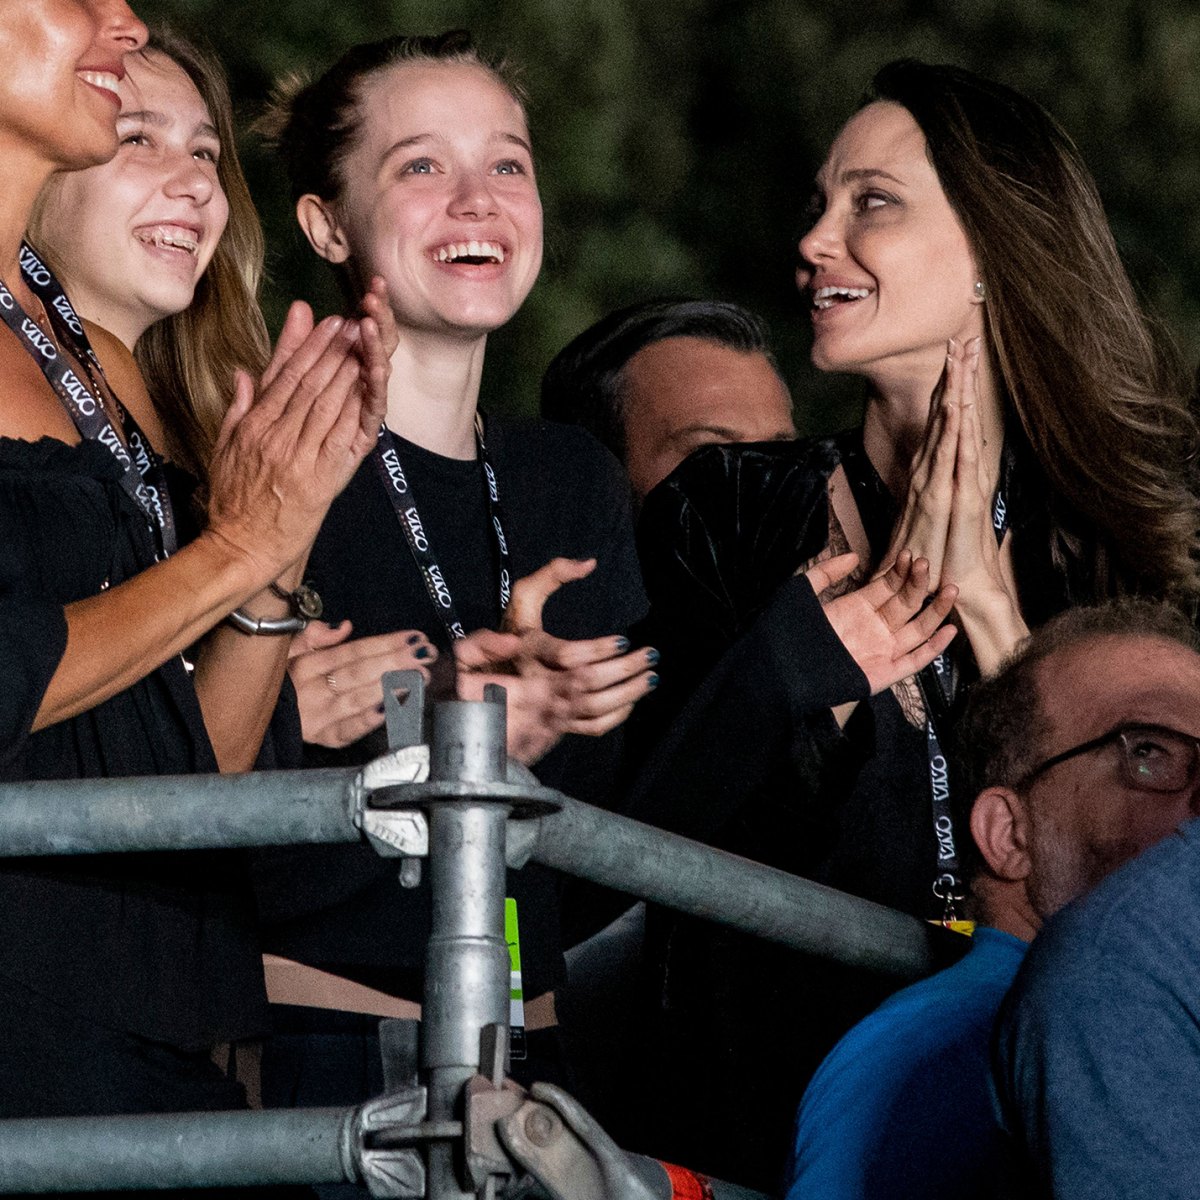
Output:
top-left (869, 60), bottom-right (1200, 605)
top-left (32, 27), bottom-right (270, 487)
top-left (133, 27), bottom-right (270, 486)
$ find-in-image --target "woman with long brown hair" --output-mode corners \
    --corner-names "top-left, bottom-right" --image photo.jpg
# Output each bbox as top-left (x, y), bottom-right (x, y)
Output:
top-left (625, 59), bottom-right (1200, 1187)
top-left (0, 5), bottom-right (387, 1120)
top-left (29, 25), bottom-right (424, 771)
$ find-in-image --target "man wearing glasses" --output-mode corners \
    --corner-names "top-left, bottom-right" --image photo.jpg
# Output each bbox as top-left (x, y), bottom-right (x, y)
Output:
top-left (786, 598), bottom-right (1200, 1200)
top-left (992, 612), bottom-right (1200, 1199)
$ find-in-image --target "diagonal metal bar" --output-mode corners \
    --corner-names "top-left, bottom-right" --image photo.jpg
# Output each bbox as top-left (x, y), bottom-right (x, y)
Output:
top-left (523, 792), bottom-right (937, 978)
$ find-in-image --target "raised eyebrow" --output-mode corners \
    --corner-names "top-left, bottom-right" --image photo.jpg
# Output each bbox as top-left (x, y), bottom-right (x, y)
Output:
top-left (117, 109), bottom-right (167, 127)
top-left (116, 111), bottom-right (219, 144)
top-left (379, 131), bottom-right (532, 162)
top-left (378, 134), bottom-right (432, 168)
top-left (1122, 721), bottom-right (1196, 740)
top-left (812, 166), bottom-right (907, 192)
top-left (496, 132), bottom-right (533, 156)
top-left (839, 167), bottom-right (906, 187)
top-left (670, 424), bottom-right (742, 444)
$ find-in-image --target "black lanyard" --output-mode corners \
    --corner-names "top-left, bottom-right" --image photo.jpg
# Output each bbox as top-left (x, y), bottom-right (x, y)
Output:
top-left (840, 432), bottom-right (1012, 923)
top-left (0, 244), bottom-right (177, 560)
top-left (919, 457), bottom-right (1010, 922)
top-left (371, 417), bottom-right (512, 641)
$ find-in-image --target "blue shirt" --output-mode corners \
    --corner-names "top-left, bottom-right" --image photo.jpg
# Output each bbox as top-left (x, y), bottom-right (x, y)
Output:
top-left (995, 818), bottom-right (1200, 1200)
top-left (786, 926), bottom-right (1027, 1200)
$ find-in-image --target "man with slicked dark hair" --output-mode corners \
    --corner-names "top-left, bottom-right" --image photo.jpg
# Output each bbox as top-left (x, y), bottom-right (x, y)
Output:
top-left (541, 298), bottom-right (795, 499)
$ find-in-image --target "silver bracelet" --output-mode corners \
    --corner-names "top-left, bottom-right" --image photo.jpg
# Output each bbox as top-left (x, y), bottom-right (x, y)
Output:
top-left (225, 582), bottom-right (323, 636)
top-left (225, 607), bottom-right (306, 636)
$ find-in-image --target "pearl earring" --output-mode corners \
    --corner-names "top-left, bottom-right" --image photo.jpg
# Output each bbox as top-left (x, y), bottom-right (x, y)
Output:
top-left (973, 280), bottom-right (986, 302)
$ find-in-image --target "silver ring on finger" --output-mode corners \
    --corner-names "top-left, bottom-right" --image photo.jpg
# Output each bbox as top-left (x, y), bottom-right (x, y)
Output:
top-left (325, 674), bottom-right (340, 695)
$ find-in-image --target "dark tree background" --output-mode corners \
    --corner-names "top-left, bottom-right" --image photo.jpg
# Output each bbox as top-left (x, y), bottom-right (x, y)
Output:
top-left (137, 0), bottom-right (1200, 433)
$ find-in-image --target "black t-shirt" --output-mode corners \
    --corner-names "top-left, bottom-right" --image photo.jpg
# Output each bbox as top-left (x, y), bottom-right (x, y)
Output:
top-left (0, 436), bottom-right (268, 1051)
top-left (254, 415), bottom-right (647, 998)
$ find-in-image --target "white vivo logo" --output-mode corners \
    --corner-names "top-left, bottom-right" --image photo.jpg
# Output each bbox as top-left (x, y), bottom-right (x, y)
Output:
top-left (484, 461), bottom-right (499, 502)
top-left (404, 506), bottom-right (429, 551)
top-left (18, 247), bottom-right (51, 287)
top-left (493, 515), bottom-right (508, 555)
top-left (934, 812), bottom-right (957, 862)
top-left (51, 293), bottom-right (84, 337)
top-left (97, 424), bottom-right (131, 470)
top-left (0, 289), bottom-right (14, 311)
top-left (993, 492), bottom-right (1008, 529)
top-left (60, 368), bottom-right (96, 416)
top-left (21, 318), bottom-right (56, 361)
top-left (930, 755), bottom-right (950, 799)
top-left (97, 424), bottom-right (131, 468)
top-left (499, 568), bottom-right (511, 609)
top-left (382, 448), bottom-right (409, 495)
top-left (427, 564), bottom-right (452, 608)
top-left (129, 432), bottom-right (152, 476)
top-left (142, 483), bottom-right (165, 526)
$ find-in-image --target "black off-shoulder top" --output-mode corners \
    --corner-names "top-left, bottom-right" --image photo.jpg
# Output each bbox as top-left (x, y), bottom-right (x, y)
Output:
top-left (0, 437), bottom-right (267, 1050)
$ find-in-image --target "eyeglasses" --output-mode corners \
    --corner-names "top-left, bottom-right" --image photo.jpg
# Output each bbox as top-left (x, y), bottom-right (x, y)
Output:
top-left (1017, 723), bottom-right (1200, 794)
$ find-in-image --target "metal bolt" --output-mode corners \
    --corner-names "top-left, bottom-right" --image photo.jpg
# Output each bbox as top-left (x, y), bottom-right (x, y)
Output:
top-left (523, 1107), bottom-right (561, 1147)
top-left (398, 858), bottom-right (422, 889)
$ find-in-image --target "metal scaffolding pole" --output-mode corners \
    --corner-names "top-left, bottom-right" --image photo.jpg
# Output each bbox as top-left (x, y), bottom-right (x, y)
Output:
top-left (0, 765), bottom-right (938, 978)
top-left (420, 696), bottom-right (513, 1200)
top-left (0, 1102), bottom-right (764, 1199)
top-left (522, 793), bottom-right (936, 978)
top-left (0, 696), bottom-right (935, 1197)
top-left (0, 768), bottom-right (358, 855)
top-left (0, 1108), bottom-right (354, 1192)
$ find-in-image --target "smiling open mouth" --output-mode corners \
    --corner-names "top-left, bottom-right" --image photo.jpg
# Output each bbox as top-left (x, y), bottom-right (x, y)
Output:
top-left (77, 70), bottom-right (121, 98)
top-left (434, 240), bottom-right (505, 265)
top-left (812, 285), bottom-right (873, 310)
top-left (134, 225), bottom-right (200, 255)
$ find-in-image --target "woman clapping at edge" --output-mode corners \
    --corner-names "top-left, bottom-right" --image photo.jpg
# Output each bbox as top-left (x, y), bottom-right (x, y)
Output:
top-left (0, 6), bottom-right (386, 1121)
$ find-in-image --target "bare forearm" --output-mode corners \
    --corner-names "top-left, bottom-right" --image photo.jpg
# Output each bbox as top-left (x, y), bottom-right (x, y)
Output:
top-left (30, 298), bottom-right (390, 739)
top-left (955, 589), bottom-right (1029, 677)
top-left (34, 531), bottom-right (270, 732)
top-left (192, 609), bottom-right (290, 773)
top-left (192, 558), bottom-right (311, 773)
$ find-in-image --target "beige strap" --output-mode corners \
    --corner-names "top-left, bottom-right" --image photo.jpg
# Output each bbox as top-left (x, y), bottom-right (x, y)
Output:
top-left (263, 955), bottom-right (422, 1019)
top-left (262, 955), bottom-right (558, 1030)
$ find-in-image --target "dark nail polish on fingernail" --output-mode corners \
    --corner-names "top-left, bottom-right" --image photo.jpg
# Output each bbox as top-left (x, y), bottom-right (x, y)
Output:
top-left (407, 633), bottom-right (422, 645)
top-left (376, 702), bottom-right (386, 715)
top-left (415, 647), bottom-right (430, 660)
top-left (615, 636), bottom-right (630, 652)
top-left (646, 648), bottom-right (660, 666)
top-left (648, 674), bottom-right (660, 689)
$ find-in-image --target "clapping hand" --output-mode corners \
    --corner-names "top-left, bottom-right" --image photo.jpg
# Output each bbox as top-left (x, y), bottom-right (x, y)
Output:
top-left (288, 619), bottom-right (437, 749)
top-left (455, 557), bottom-right (657, 764)
top-left (206, 282), bottom-right (394, 581)
top-left (805, 550), bottom-right (957, 695)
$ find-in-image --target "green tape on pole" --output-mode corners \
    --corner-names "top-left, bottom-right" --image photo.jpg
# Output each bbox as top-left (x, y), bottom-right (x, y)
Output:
top-left (505, 896), bottom-right (526, 1060)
